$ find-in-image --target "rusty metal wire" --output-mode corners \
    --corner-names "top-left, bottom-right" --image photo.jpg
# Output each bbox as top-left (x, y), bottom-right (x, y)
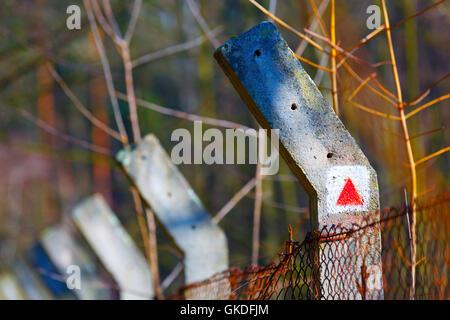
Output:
top-left (173, 192), bottom-right (449, 300)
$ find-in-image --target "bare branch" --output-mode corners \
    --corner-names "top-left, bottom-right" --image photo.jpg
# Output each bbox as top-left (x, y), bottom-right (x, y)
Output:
top-left (124, 0), bottom-right (142, 43)
top-left (415, 147), bottom-right (450, 167)
top-left (213, 178), bottom-right (257, 224)
top-left (405, 94), bottom-right (450, 120)
top-left (132, 27), bottom-right (223, 68)
top-left (120, 44), bottom-right (141, 143)
top-left (46, 63), bottom-right (122, 142)
top-left (249, 0), bottom-right (325, 53)
top-left (186, 0), bottom-right (220, 48)
top-left (20, 110), bottom-right (111, 156)
top-left (346, 100), bottom-right (400, 120)
top-left (407, 73), bottom-right (450, 107)
top-left (161, 262), bottom-right (183, 291)
top-left (90, 0), bottom-right (123, 45)
top-left (251, 144), bottom-right (263, 265)
top-left (84, 0), bottom-right (129, 145)
top-left (116, 92), bottom-right (256, 136)
top-left (296, 0), bottom-right (329, 55)
top-left (409, 125), bottom-right (445, 141)
top-left (295, 53), bottom-right (332, 72)
top-left (101, 0), bottom-right (122, 38)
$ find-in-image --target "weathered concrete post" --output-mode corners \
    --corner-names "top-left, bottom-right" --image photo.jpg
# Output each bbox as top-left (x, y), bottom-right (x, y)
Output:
top-left (117, 134), bottom-right (229, 299)
top-left (214, 22), bottom-right (383, 299)
top-left (40, 225), bottom-right (112, 299)
top-left (72, 194), bottom-right (154, 300)
top-left (14, 260), bottom-right (52, 299)
top-left (0, 272), bottom-right (27, 300)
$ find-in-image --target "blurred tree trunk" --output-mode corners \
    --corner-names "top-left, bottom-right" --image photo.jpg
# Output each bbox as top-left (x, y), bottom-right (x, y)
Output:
top-left (89, 34), bottom-right (112, 204)
top-left (35, 0), bottom-right (75, 224)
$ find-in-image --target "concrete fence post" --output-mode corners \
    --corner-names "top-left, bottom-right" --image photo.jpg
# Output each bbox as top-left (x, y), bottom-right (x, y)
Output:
top-left (214, 22), bottom-right (383, 299)
top-left (72, 194), bottom-right (154, 300)
top-left (40, 225), bottom-right (112, 299)
top-left (117, 134), bottom-right (229, 299)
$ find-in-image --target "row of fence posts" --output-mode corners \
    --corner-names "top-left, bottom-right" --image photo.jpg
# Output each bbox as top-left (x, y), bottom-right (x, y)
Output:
top-left (0, 134), bottom-right (230, 300)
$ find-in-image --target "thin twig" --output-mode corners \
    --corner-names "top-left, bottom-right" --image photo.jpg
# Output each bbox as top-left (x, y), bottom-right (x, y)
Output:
top-left (381, 0), bottom-right (417, 297)
top-left (296, 0), bottom-right (329, 55)
top-left (314, 51), bottom-right (330, 84)
top-left (101, 0), bottom-right (122, 38)
top-left (249, 0), bottom-right (325, 53)
top-left (161, 262), bottom-right (183, 291)
top-left (338, 0), bottom-right (445, 63)
top-left (416, 185), bottom-right (435, 198)
top-left (414, 147), bottom-right (450, 167)
top-left (268, 0), bottom-right (277, 23)
top-left (346, 100), bottom-right (400, 120)
top-left (405, 94), bottom-right (450, 120)
top-left (303, 28), bottom-right (362, 64)
top-left (347, 73), bottom-right (376, 101)
top-left (336, 26), bottom-right (385, 68)
top-left (46, 62), bottom-right (122, 142)
top-left (145, 206), bottom-right (163, 299)
top-left (132, 27), bottom-right (223, 68)
top-left (186, 0), bottom-right (220, 48)
top-left (380, 126), bottom-right (404, 140)
top-left (404, 188), bottom-right (414, 300)
top-left (372, 76), bottom-right (398, 101)
top-left (409, 125), bottom-right (445, 141)
top-left (124, 0), bottom-right (142, 43)
top-left (116, 92), bottom-right (256, 136)
top-left (309, 0), bottom-right (328, 36)
top-left (90, 0), bottom-right (123, 44)
top-left (130, 188), bottom-right (154, 294)
top-left (407, 73), bottom-right (449, 107)
top-left (213, 178), bottom-right (257, 224)
top-left (84, 0), bottom-right (129, 145)
top-left (342, 61), bottom-right (397, 106)
top-left (330, 0), bottom-right (339, 114)
top-left (251, 143), bottom-right (263, 266)
top-left (120, 44), bottom-right (141, 143)
top-left (20, 109), bottom-right (111, 156)
top-left (295, 53), bottom-right (332, 72)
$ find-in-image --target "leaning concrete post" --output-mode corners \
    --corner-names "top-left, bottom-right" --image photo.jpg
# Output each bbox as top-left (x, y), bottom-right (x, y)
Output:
top-left (40, 225), bottom-right (112, 299)
top-left (214, 22), bottom-right (383, 299)
top-left (0, 272), bottom-right (27, 300)
top-left (14, 260), bottom-right (52, 300)
top-left (72, 194), bottom-right (154, 300)
top-left (117, 134), bottom-right (229, 299)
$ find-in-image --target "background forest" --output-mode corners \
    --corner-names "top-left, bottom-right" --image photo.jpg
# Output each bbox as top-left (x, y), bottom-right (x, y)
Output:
top-left (0, 0), bottom-right (448, 298)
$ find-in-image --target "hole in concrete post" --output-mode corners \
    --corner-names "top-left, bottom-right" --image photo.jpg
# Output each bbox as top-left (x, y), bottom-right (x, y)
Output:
top-left (254, 49), bottom-right (261, 56)
top-left (291, 103), bottom-right (297, 110)
top-left (327, 152), bottom-right (333, 159)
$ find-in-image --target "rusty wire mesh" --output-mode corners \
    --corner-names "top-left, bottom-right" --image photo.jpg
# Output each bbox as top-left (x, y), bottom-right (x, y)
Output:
top-left (173, 192), bottom-right (449, 300)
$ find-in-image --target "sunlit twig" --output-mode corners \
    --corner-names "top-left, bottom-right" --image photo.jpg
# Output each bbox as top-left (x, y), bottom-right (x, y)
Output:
top-left (414, 147), bottom-right (450, 167)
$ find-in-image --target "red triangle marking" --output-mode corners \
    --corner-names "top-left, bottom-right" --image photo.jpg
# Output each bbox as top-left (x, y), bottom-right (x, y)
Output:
top-left (336, 178), bottom-right (363, 206)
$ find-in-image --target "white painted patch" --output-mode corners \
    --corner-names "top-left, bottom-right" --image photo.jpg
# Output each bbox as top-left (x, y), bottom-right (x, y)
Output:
top-left (326, 165), bottom-right (370, 215)
top-left (366, 264), bottom-right (383, 291)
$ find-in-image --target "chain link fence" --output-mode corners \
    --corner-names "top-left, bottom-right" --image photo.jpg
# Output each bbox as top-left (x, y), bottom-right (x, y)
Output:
top-left (173, 192), bottom-right (449, 300)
